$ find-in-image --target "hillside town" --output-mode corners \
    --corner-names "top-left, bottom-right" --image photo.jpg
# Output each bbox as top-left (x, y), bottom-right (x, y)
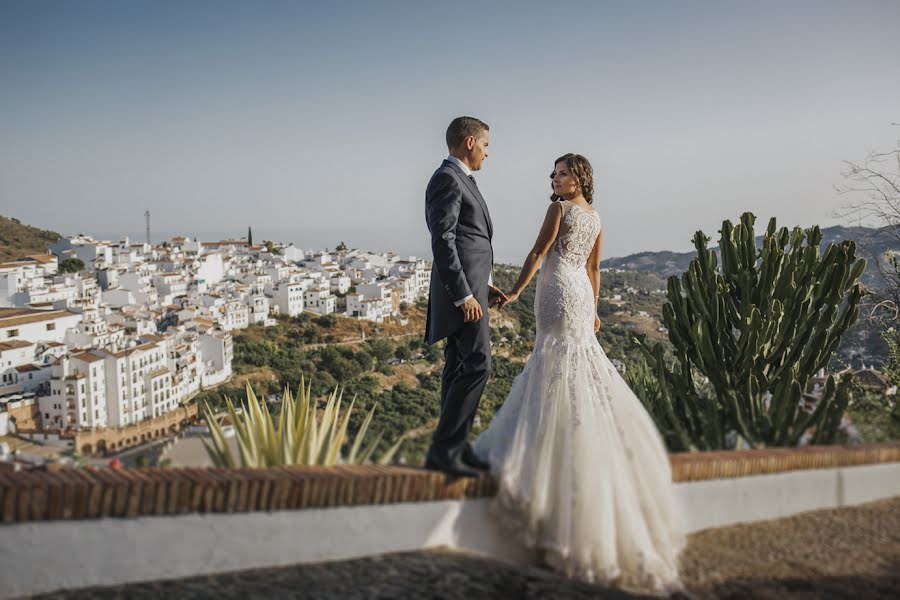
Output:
top-left (1, 230), bottom-right (896, 470)
top-left (0, 233), bottom-right (433, 462)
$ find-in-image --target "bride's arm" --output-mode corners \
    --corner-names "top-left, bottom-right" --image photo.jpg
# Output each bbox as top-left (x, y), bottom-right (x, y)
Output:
top-left (587, 228), bottom-right (604, 310)
top-left (506, 203), bottom-right (563, 300)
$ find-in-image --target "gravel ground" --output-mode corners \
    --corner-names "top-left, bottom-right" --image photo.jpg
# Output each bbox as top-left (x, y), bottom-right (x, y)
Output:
top-left (678, 495), bottom-right (900, 599)
top-left (33, 496), bottom-right (900, 600)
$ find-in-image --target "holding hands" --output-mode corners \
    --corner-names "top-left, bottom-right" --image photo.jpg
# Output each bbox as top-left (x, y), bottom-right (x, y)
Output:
top-left (496, 289), bottom-right (519, 310)
top-left (460, 286), bottom-right (518, 321)
top-left (488, 285), bottom-right (508, 309)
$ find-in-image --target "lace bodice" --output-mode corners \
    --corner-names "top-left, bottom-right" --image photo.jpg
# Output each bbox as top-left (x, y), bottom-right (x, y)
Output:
top-left (535, 201), bottom-right (602, 343)
top-left (551, 201), bottom-right (601, 266)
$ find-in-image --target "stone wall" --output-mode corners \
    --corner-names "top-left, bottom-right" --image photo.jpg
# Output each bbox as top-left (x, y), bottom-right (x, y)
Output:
top-left (6, 400), bottom-right (39, 430)
top-left (72, 404), bottom-right (199, 456)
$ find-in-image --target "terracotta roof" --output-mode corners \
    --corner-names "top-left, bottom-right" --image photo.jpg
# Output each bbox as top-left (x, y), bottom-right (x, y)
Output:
top-left (854, 369), bottom-right (890, 389)
top-left (15, 364), bottom-right (41, 372)
top-left (23, 254), bottom-right (56, 264)
top-left (71, 351), bottom-right (105, 363)
top-left (99, 341), bottom-right (159, 358)
top-left (0, 308), bottom-right (79, 328)
top-left (148, 367), bottom-right (170, 378)
top-left (0, 340), bottom-right (35, 351)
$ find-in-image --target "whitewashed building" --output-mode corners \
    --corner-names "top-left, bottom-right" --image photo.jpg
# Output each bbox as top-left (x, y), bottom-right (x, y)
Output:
top-left (269, 283), bottom-right (305, 317)
top-left (220, 300), bottom-right (249, 331)
top-left (0, 308), bottom-right (82, 345)
top-left (346, 294), bottom-right (384, 322)
top-left (43, 352), bottom-right (108, 430)
top-left (0, 340), bottom-right (37, 395)
top-left (198, 331), bottom-right (233, 387)
top-left (304, 288), bottom-right (336, 315)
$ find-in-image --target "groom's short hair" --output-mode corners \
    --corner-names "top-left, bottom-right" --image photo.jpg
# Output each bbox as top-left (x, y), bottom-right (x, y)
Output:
top-left (446, 116), bottom-right (489, 150)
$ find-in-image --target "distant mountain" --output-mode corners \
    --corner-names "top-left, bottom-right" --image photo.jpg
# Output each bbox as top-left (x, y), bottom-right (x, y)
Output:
top-left (0, 214), bottom-right (61, 262)
top-left (604, 224), bottom-right (899, 367)
top-left (605, 225), bottom-right (898, 290)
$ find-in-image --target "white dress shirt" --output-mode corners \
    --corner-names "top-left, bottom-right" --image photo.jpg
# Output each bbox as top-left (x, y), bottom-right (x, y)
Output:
top-left (446, 155), bottom-right (494, 307)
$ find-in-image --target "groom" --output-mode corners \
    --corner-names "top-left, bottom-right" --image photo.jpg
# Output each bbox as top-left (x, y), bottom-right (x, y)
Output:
top-left (424, 116), bottom-right (507, 478)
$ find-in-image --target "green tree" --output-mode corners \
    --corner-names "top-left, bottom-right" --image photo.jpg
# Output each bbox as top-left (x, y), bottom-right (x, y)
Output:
top-left (368, 339), bottom-right (393, 363)
top-left (394, 345), bottom-right (411, 361)
top-left (59, 257), bottom-right (84, 273)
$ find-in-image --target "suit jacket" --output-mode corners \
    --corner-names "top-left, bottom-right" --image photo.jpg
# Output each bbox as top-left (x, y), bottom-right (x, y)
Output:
top-left (424, 159), bottom-right (494, 345)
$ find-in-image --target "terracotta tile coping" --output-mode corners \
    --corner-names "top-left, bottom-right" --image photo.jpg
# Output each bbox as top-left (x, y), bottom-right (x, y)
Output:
top-left (668, 442), bottom-right (900, 482)
top-left (0, 442), bottom-right (897, 524)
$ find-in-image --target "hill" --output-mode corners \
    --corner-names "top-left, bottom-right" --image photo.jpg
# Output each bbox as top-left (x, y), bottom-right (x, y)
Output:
top-left (603, 224), bottom-right (898, 367)
top-left (604, 224), bottom-right (895, 290)
top-left (0, 214), bottom-right (61, 262)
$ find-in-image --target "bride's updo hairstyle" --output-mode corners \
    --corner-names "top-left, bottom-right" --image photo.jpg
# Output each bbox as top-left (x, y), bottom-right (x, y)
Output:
top-left (549, 153), bottom-right (594, 204)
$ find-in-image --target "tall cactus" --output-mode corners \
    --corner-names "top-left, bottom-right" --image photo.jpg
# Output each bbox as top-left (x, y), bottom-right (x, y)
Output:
top-left (634, 213), bottom-right (866, 450)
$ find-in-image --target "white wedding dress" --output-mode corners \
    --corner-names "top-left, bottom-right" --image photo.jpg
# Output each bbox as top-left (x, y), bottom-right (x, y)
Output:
top-left (473, 200), bottom-right (686, 595)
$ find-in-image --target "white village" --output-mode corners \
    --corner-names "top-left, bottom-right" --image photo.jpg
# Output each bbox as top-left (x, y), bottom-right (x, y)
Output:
top-left (0, 228), bottom-right (432, 461)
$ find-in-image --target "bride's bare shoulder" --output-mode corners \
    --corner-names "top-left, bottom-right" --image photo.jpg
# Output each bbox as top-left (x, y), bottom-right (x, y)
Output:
top-left (546, 201), bottom-right (565, 218)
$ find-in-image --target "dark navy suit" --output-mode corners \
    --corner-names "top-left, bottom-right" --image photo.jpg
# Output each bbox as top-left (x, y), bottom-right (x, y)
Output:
top-left (424, 159), bottom-right (494, 459)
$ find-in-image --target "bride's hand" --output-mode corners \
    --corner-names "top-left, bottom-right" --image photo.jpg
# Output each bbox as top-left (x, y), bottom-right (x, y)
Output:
top-left (594, 314), bottom-right (601, 333)
top-left (499, 291), bottom-right (519, 309)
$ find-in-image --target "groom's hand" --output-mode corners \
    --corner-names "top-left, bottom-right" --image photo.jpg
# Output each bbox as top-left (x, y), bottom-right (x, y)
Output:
top-left (488, 285), bottom-right (508, 308)
top-left (461, 297), bottom-right (483, 322)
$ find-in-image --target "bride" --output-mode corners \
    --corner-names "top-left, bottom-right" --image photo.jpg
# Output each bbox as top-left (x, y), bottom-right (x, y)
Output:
top-left (472, 153), bottom-right (686, 595)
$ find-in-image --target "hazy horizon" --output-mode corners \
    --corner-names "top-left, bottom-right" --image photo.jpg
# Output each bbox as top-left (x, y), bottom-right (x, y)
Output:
top-left (2, 1), bottom-right (899, 262)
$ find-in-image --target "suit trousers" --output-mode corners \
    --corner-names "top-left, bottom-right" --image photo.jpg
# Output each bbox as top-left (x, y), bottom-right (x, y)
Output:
top-left (431, 314), bottom-right (492, 458)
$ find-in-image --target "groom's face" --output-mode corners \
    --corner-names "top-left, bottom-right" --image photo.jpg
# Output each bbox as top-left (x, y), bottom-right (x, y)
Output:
top-left (467, 131), bottom-right (490, 171)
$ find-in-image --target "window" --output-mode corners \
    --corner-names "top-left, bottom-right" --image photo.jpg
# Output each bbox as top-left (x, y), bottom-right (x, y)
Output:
top-left (6, 329), bottom-right (18, 338)
top-left (46, 323), bottom-right (56, 331)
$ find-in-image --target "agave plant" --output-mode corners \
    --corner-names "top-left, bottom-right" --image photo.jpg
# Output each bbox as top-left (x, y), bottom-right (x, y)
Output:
top-left (201, 376), bottom-right (403, 468)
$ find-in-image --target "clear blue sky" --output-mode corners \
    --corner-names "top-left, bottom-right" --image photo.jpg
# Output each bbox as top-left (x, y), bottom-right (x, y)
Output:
top-left (1, 0), bottom-right (899, 262)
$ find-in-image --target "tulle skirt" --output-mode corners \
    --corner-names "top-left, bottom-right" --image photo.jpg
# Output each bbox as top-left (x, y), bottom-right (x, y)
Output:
top-left (473, 332), bottom-right (687, 595)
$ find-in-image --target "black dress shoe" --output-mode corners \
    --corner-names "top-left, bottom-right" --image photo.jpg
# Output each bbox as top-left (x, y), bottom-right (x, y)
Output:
top-left (424, 446), bottom-right (480, 478)
top-left (461, 443), bottom-right (490, 471)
